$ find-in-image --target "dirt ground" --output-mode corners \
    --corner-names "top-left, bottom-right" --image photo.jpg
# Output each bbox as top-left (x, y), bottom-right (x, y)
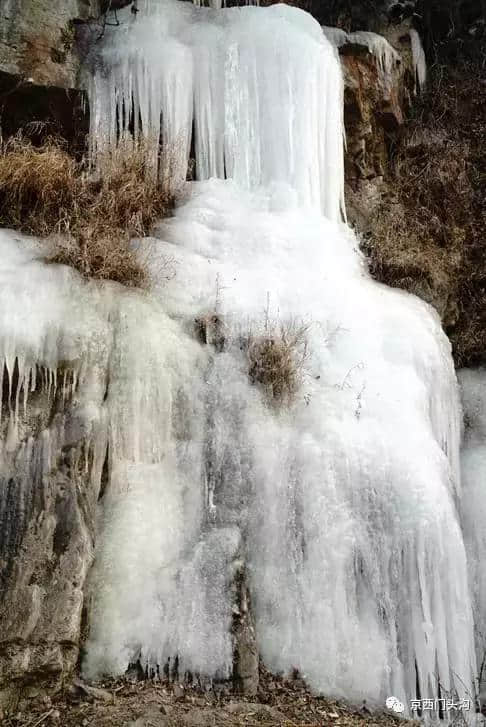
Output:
top-left (1, 667), bottom-right (411, 727)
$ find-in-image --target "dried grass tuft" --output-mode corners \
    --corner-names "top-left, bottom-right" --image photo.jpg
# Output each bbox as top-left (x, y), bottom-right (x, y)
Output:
top-left (244, 320), bottom-right (309, 404)
top-left (362, 50), bottom-right (486, 367)
top-left (0, 136), bottom-right (78, 235)
top-left (0, 135), bottom-right (177, 287)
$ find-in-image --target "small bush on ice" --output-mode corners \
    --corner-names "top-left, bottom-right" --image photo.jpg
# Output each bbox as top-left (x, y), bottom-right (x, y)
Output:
top-left (243, 320), bottom-right (309, 404)
top-left (0, 136), bottom-right (176, 287)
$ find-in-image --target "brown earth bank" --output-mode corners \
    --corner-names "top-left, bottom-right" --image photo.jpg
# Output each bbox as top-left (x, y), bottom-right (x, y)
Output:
top-left (0, 667), bottom-right (411, 727)
top-left (361, 37), bottom-right (486, 367)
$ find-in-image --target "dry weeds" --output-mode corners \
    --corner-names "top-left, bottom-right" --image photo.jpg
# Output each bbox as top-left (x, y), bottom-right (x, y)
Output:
top-left (244, 320), bottom-right (309, 403)
top-left (362, 45), bottom-right (486, 366)
top-left (0, 136), bottom-right (176, 287)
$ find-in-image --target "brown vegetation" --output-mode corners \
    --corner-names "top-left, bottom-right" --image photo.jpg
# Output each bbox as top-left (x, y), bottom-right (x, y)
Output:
top-left (362, 44), bottom-right (486, 367)
top-left (2, 666), bottom-right (407, 727)
top-left (244, 321), bottom-right (309, 403)
top-left (0, 136), bottom-right (176, 287)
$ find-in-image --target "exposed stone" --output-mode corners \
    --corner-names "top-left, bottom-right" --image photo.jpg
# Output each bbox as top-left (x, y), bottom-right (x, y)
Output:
top-left (173, 684), bottom-right (186, 701)
top-left (0, 0), bottom-right (100, 89)
top-left (339, 23), bottom-right (417, 231)
top-left (232, 565), bottom-right (259, 696)
top-left (0, 70), bottom-right (88, 152)
top-left (72, 678), bottom-right (114, 703)
top-left (0, 363), bottom-right (107, 712)
top-left (0, 0), bottom-right (95, 149)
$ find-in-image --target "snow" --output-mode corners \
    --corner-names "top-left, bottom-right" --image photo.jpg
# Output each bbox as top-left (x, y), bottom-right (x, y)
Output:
top-left (0, 0), bottom-right (475, 716)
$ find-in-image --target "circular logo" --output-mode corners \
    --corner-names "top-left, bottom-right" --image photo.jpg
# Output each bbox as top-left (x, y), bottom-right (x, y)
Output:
top-left (386, 696), bottom-right (405, 713)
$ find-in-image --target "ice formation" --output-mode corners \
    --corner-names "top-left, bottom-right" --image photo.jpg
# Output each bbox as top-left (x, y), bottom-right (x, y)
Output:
top-left (458, 370), bottom-right (486, 692)
top-left (0, 0), bottom-right (477, 717)
top-left (410, 28), bottom-right (427, 92)
top-left (87, 0), bottom-right (345, 220)
top-left (322, 27), bottom-right (401, 90)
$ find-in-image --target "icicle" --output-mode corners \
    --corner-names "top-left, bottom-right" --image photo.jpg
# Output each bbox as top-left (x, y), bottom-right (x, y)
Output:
top-left (409, 28), bottom-right (427, 93)
top-left (87, 0), bottom-right (345, 219)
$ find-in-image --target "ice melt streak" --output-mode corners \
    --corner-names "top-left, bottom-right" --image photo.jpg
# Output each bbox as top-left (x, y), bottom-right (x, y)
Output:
top-left (409, 28), bottom-right (427, 92)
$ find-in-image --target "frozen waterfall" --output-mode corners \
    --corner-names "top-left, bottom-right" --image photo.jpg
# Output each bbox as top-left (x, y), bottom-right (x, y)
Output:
top-left (87, 0), bottom-right (345, 220)
top-left (0, 0), bottom-right (479, 717)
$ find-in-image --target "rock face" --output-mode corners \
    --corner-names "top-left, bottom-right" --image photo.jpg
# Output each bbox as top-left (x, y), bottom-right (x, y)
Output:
top-left (232, 566), bottom-right (259, 696)
top-left (0, 0), bottom-right (98, 146)
top-left (0, 361), bottom-right (105, 712)
top-left (0, 0), bottom-right (100, 88)
top-left (339, 24), bottom-right (417, 230)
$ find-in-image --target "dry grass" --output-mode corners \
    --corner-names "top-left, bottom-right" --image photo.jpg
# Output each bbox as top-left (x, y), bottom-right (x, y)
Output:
top-left (362, 46), bottom-right (486, 366)
top-left (0, 136), bottom-right (78, 235)
top-left (243, 321), bottom-right (309, 404)
top-left (0, 136), bottom-right (176, 287)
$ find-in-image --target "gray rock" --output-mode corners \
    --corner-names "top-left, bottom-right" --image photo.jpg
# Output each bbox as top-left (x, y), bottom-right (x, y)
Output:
top-left (173, 684), bottom-right (185, 701)
top-left (0, 365), bottom-right (108, 712)
top-left (232, 564), bottom-right (259, 696)
top-left (72, 678), bottom-right (114, 703)
top-left (0, 0), bottom-right (100, 89)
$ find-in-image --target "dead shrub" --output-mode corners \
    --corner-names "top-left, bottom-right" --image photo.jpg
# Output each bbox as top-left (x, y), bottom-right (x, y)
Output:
top-left (49, 232), bottom-right (148, 287)
top-left (362, 48), bottom-right (486, 366)
top-left (0, 136), bottom-right (78, 235)
top-left (0, 135), bottom-right (177, 287)
top-left (243, 321), bottom-right (309, 404)
top-left (91, 139), bottom-right (175, 235)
